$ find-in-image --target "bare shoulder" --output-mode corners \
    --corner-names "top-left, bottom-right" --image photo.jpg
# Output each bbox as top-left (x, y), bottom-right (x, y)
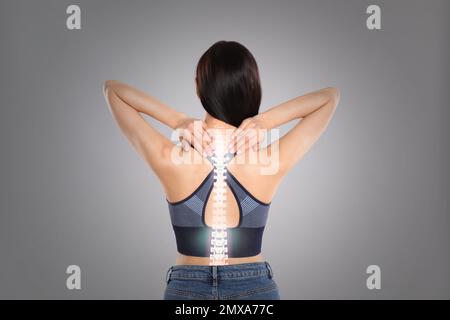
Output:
top-left (159, 145), bottom-right (214, 201)
top-left (227, 148), bottom-right (284, 204)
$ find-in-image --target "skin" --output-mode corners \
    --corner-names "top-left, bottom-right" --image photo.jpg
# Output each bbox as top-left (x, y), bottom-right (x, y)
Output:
top-left (103, 80), bottom-right (340, 265)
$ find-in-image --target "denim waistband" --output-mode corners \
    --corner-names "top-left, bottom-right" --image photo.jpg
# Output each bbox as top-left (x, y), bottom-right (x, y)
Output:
top-left (165, 261), bottom-right (274, 283)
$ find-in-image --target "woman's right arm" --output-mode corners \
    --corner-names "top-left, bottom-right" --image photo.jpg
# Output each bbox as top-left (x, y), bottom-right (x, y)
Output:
top-left (231, 87), bottom-right (340, 176)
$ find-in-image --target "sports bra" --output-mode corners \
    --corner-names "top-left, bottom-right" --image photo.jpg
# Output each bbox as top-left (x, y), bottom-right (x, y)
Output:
top-left (166, 151), bottom-right (271, 258)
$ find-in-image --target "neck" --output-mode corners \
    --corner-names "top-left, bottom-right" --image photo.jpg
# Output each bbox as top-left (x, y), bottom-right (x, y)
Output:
top-left (204, 114), bottom-right (236, 130)
top-left (204, 114), bottom-right (236, 151)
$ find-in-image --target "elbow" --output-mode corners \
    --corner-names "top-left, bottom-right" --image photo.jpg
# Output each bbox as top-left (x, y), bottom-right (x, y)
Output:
top-left (103, 80), bottom-right (112, 95)
top-left (328, 86), bottom-right (340, 104)
top-left (103, 80), bottom-right (119, 94)
top-left (322, 86), bottom-right (340, 106)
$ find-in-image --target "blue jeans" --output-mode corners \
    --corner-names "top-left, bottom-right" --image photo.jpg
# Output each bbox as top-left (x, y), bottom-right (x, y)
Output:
top-left (163, 261), bottom-right (280, 300)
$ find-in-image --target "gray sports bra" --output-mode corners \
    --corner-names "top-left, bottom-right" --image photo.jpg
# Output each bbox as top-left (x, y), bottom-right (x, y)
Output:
top-left (166, 151), bottom-right (271, 257)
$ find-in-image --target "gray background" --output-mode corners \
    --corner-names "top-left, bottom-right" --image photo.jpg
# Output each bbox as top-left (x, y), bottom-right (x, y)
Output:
top-left (0, 0), bottom-right (449, 299)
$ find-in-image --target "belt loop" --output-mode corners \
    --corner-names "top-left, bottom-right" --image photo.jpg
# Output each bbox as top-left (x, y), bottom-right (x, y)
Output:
top-left (265, 261), bottom-right (273, 279)
top-left (166, 266), bottom-right (173, 284)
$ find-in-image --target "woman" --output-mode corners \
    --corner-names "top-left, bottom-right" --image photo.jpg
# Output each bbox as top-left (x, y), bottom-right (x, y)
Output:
top-left (103, 40), bottom-right (340, 300)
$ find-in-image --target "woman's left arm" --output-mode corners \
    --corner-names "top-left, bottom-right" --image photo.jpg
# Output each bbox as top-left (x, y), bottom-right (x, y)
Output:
top-left (102, 80), bottom-right (188, 170)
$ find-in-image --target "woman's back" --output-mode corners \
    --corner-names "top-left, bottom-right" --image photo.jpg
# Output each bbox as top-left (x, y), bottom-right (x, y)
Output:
top-left (164, 146), bottom-right (280, 214)
top-left (163, 140), bottom-right (282, 265)
top-left (103, 79), bottom-right (339, 266)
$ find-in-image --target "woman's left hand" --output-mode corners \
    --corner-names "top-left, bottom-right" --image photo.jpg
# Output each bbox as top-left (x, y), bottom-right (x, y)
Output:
top-left (228, 114), bottom-right (270, 154)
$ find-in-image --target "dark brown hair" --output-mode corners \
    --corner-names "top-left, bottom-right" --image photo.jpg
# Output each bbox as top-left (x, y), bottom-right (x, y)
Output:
top-left (195, 41), bottom-right (262, 127)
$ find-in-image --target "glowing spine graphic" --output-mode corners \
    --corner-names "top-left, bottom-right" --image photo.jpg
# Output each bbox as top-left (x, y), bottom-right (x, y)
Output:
top-left (209, 133), bottom-right (229, 265)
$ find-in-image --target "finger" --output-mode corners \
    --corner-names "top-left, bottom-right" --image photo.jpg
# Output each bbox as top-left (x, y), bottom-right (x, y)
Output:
top-left (236, 135), bottom-right (249, 154)
top-left (247, 130), bottom-right (259, 151)
top-left (232, 124), bottom-right (255, 152)
top-left (256, 129), bottom-right (265, 151)
top-left (188, 123), bottom-right (205, 154)
top-left (191, 128), bottom-right (208, 156)
top-left (196, 120), bottom-right (212, 142)
top-left (229, 133), bottom-right (243, 153)
top-left (201, 121), bottom-right (213, 143)
top-left (192, 125), bottom-right (212, 156)
top-left (179, 128), bottom-right (194, 146)
top-left (233, 125), bottom-right (256, 153)
top-left (200, 128), bottom-right (214, 154)
top-left (227, 129), bottom-right (239, 153)
top-left (181, 138), bottom-right (190, 152)
top-left (191, 135), bottom-right (205, 155)
top-left (238, 124), bottom-right (257, 142)
top-left (228, 121), bottom-right (250, 152)
top-left (251, 130), bottom-right (262, 152)
top-left (204, 135), bottom-right (214, 155)
top-left (229, 119), bottom-right (250, 143)
top-left (236, 122), bottom-right (256, 141)
top-left (236, 130), bottom-right (257, 154)
top-left (257, 128), bottom-right (267, 144)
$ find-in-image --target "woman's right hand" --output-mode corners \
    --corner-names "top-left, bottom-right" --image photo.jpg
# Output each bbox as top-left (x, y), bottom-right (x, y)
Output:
top-left (175, 117), bottom-right (214, 156)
